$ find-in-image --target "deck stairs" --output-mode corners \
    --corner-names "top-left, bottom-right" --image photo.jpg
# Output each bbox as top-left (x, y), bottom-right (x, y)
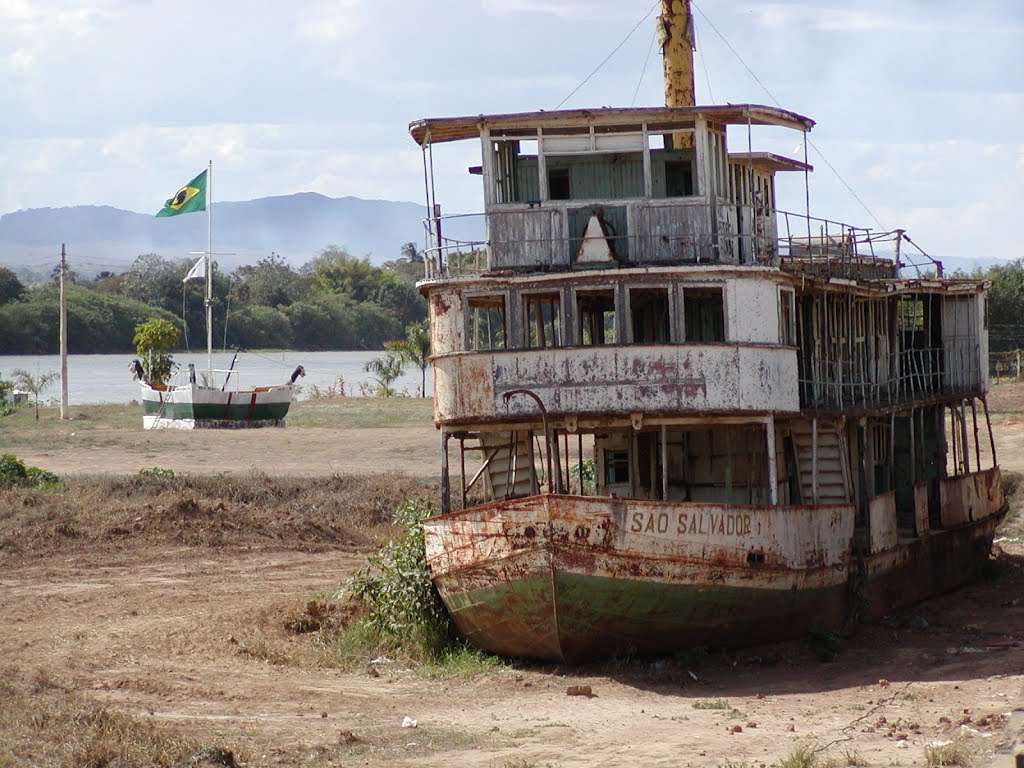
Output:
top-left (478, 431), bottom-right (537, 500)
top-left (789, 421), bottom-right (851, 504)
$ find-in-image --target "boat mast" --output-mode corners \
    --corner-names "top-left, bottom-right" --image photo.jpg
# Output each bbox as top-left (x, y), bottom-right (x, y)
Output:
top-left (659, 0), bottom-right (696, 109)
top-left (206, 159), bottom-right (213, 379)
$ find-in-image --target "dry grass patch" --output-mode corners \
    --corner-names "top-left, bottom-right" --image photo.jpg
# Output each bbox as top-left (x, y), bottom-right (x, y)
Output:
top-left (924, 735), bottom-right (973, 767)
top-left (0, 669), bottom-right (240, 768)
top-left (0, 471), bottom-right (435, 560)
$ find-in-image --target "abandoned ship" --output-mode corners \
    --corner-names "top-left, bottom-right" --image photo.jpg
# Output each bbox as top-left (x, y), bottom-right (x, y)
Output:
top-left (410, 1), bottom-right (1005, 662)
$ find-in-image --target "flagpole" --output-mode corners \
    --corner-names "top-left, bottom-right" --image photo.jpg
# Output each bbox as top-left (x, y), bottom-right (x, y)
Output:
top-left (206, 159), bottom-right (213, 380)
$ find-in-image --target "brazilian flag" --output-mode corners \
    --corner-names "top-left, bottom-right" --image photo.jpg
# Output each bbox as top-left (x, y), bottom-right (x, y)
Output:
top-left (155, 169), bottom-right (207, 217)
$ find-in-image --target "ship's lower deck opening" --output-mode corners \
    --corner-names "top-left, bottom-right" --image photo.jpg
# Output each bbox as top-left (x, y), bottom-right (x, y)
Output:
top-left (441, 396), bottom-right (1000, 545)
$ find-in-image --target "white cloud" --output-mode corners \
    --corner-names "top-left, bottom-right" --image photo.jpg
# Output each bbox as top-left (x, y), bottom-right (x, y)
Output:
top-left (480, 0), bottom-right (594, 19)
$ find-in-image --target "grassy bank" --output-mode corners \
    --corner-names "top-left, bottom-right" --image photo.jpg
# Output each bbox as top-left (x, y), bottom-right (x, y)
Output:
top-left (0, 397), bottom-right (433, 443)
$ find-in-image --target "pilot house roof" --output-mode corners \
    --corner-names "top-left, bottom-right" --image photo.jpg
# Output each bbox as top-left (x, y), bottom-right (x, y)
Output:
top-left (409, 104), bottom-right (815, 147)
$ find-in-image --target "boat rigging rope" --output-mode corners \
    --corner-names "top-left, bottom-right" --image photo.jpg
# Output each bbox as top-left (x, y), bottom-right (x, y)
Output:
top-left (554, 1), bottom-right (659, 110)
top-left (690, 0), bottom-right (887, 234)
top-left (629, 28), bottom-right (657, 108)
top-left (694, 23), bottom-right (714, 103)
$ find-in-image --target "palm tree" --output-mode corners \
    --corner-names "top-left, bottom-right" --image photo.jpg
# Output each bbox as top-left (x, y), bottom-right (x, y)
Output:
top-left (11, 368), bottom-right (59, 420)
top-left (386, 320), bottom-right (431, 397)
top-left (363, 351), bottom-right (406, 397)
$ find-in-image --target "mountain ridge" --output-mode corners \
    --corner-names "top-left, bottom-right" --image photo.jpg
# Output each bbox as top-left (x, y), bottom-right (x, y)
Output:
top-left (0, 192), bottom-right (478, 279)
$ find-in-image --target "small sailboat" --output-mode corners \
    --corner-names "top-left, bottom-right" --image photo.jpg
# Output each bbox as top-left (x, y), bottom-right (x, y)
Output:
top-left (135, 164), bottom-right (303, 429)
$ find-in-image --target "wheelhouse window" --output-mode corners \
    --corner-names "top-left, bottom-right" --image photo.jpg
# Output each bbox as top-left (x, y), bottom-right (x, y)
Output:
top-left (491, 137), bottom-right (540, 204)
top-left (466, 294), bottom-right (506, 351)
top-left (648, 130), bottom-right (698, 198)
top-left (548, 168), bottom-right (571, 200)
top-left (577, 290), bottom-right (616, 346)
top-left (630, 288), bottom-right (671, 344)
top-left (524, 292), bottom-right (561, 348)
top-left (684, 288), bottom-right (725, 342)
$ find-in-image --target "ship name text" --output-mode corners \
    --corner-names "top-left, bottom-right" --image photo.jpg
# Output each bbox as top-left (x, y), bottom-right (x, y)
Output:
top-left (628, 510), bottom-right (753, 538)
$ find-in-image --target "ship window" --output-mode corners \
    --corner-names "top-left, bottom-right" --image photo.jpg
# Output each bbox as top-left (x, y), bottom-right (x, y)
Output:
top-left (466, 295), bottom-right (506, 351)
top-left (524, 292), bottom-right (561, 348)
top-left (684, 288), bottom-right (725, 342)
top-left (577, 290), bottom-right (617, 346)
top-left (898, 297), bottom-right (925, 331)
top-left (630, 288), bottom-right (671, 344)
top-left (665, 160), bottom-right (694, 197)
top-left (605, 450), bottom-right (629, 484)
top-left (491, 139), bottom-right (540, 204)
top-left (779, 289), bottom-right (795, 345)
top-left (548, 168), bottom-right (571, 200)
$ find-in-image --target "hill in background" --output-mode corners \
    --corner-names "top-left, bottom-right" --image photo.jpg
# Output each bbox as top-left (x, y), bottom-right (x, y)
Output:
top-left (0, 192), bottom-right (483, 280)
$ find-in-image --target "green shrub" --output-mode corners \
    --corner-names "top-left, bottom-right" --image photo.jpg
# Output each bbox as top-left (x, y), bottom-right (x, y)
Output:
top-left (0, 454), bottom-right (62, 489)
top-left (0, 454), bottom-right (29, 486)
top-left (347, 498), bottom-right (455, 658)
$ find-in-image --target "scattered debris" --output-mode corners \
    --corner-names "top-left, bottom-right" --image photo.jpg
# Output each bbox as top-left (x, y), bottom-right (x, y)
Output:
top-left (401, 716), bottom-right (418, 728)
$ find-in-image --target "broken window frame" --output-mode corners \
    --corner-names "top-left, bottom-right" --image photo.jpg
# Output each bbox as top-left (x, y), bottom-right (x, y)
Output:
top-left (779, 287), bottom-right (796, 346)
top-left (682, 286), bottom-right (727, 343)
top-left (574, 288), bottom-right (618, 346)
top-left (465, 292), bottom-right (508, 352)
top-left (522, 291), bottom-right (562, 349)
top-left (628, 286), bottom-right (673, 344)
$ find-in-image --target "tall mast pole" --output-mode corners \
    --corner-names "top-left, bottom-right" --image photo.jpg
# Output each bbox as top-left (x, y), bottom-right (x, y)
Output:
top-left (660, 0), bottom-right (696, 108)
top-left (659, 0), bottom-right (696, 149)
top-left (206, 159), bottom-right (213, 379)
top-left (59, 243), bottom-right (68, 420)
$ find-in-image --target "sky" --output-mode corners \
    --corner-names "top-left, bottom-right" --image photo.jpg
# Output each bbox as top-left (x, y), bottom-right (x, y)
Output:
top-left (1, 0), bottom-right (1022, 264)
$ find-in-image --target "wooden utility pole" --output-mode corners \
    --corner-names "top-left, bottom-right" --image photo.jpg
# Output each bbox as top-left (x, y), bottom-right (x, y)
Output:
top-left (59, 243), bottom-right (69, 420)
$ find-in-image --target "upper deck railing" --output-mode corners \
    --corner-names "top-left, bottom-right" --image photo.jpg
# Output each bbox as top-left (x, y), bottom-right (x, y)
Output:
top-left (419, 201), bottom-right (942, 282)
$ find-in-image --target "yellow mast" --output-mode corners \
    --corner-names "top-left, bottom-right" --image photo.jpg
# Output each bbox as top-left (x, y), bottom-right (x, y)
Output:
top-left (659, 0), bottom-right (696, 108)
top-left (659, 0), bottom-right (696, 149)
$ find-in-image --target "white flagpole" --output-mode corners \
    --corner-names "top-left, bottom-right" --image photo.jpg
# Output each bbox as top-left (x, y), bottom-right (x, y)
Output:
top-left (206, 159), bottom-right (213, 380)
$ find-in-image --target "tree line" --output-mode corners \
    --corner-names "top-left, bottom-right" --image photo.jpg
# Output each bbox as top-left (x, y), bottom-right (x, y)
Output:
top-left (0, 244), bottom-right (427, 355)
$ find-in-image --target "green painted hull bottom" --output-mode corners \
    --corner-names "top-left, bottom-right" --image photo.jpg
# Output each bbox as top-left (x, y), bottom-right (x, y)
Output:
top-left (441, 572), bottom-right (847, 663)
top-left (141, 399), bottom-right (291, 422)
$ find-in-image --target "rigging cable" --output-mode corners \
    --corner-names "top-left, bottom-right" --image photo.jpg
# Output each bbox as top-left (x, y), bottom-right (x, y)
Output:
top-left (555, 1), bottom-right (660, 110)
top-left (630, 28), bottom-right (657, 108)
top-left (694, 23), bottom-right (714, 103)
top-left (690, 0), bottom-right (886, 233)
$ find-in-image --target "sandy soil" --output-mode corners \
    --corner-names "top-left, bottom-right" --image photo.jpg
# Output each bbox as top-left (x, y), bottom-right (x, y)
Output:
top-left (2, 390), bottom-right (1024, 766)
top-left (11, 424), bottom-right (440, 479)
top-left (1, 544), bottom-right (1021, 767)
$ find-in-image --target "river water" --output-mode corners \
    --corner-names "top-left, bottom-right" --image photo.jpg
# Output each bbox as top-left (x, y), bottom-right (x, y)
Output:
top-left (0, 351), bottom-right (431, 405)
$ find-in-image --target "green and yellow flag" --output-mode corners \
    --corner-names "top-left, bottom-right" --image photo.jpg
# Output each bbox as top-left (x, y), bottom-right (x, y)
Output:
top-left (155, 169), bottom-right (207, 217)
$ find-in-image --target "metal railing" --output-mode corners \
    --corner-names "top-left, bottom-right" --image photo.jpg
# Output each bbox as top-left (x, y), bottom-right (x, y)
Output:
top-left (799, 343), bottom-right (982, 410)
top-left (419, 202), bottom-right (935, 281)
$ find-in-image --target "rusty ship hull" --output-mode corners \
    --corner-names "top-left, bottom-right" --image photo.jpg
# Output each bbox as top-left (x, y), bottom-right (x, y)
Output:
top-left (423, 484), bottom-right (1004, 662)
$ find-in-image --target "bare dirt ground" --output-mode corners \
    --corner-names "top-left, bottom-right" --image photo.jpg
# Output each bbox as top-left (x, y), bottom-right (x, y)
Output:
top-left (1, 392), bottom-right (1023, 767)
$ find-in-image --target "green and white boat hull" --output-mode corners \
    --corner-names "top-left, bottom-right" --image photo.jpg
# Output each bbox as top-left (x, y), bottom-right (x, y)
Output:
top-left (140, 382), bottom-right (294, 429)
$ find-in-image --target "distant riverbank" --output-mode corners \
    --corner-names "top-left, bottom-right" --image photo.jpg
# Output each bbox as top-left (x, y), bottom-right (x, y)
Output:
top-left (0, 350), bottom-right (431, 405)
